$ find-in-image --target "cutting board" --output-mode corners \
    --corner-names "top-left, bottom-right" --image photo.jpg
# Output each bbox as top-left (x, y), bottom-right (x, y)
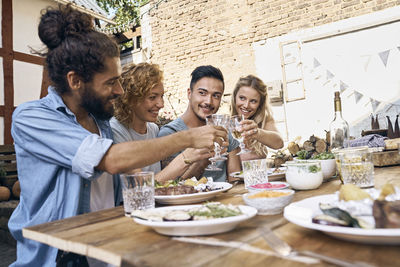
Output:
top-left (373, 150), bottom-right (400, 167)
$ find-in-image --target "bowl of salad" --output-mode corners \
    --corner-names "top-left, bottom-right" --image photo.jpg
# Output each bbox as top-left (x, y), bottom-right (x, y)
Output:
top-left (296, 151), bottom-right (336, 181)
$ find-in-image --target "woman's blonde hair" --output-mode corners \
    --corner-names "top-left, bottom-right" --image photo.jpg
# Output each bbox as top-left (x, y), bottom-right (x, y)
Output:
top-left (114, 63), bottom-right (163, 127)
top-left (231, 75), bottom-right (273, 157)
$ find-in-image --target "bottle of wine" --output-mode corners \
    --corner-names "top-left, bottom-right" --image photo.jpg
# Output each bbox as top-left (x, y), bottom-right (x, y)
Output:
top-left (329, 91), bottom-right (349, 150)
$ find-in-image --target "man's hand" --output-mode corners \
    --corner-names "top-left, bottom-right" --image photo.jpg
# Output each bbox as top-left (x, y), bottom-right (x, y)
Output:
top-left (188, 125), bottom-right (227, 149)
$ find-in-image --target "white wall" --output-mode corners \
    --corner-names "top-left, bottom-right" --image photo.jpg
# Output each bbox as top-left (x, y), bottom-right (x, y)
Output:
top-left (254, 6), bottom-right (400, 143)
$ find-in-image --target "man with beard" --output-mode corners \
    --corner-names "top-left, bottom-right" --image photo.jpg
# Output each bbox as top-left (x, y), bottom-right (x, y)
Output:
top-left (158, 65), bottom-right (241, 182)
top-left (8, 6), bottom-right (227, 267)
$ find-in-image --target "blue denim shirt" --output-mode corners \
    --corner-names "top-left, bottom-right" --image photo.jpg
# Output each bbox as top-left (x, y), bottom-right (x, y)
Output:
top-left (9, 87), bottom-right (122, 267)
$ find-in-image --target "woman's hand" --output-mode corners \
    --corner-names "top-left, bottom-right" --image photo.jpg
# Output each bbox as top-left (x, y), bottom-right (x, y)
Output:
top-left (240, 119), bottom-right (259, 142)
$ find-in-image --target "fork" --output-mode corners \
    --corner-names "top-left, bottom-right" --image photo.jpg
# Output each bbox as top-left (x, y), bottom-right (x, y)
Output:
top-left (259, 226), bottom-right (375, 267)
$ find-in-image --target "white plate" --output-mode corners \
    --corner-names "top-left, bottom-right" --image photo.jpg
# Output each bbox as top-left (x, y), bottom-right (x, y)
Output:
top-left (230, 168), bottom-right (286, 181)
top-left (155, 182), bottom-right (232, 205)
top-left (267, 167), bottom-right (286, 180)
top-left (133, 205), bottom-right (257, 236)
top-left (284, 194), bottom-right (400, 245)
top-left (230, 171), bottom-right (244, 179)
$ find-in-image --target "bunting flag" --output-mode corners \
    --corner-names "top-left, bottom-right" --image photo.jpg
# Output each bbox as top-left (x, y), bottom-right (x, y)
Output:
top-left (340, 81), bottom-right (348, 93)
top-left (354, 91), bottom-right (363, 103)
top-left (326, 70), bottom-right (334, 79)
top-left (371, 98), bottom-right (381, 112)
top-left (308, 45), bottom-right (400, 113)
top-left (379, 50), bottom-right (390, 66)
top-left (313, 58), bottom-right (321, 68)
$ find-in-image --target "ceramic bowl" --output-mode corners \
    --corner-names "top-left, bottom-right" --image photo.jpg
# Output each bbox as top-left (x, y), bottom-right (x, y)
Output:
top-left (242, 189), bottom-right (295, 215)
top-left (285, 160), bottom-right (323, 190)
top-left (318, 159), bottom-right (337, 180)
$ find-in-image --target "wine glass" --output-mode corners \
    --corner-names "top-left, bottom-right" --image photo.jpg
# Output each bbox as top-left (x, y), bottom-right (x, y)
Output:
top-left (204, 115), bottom-right (227, 171)
top-left (231, 115), bottom-right (251, 155)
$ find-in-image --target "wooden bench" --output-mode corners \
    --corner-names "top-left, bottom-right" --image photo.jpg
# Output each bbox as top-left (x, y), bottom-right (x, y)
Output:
top-left (0, 144), bottom-right (17, 190)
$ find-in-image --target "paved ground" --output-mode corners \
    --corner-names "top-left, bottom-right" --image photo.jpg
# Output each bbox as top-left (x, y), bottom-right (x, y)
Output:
top-left (0, 242), bottom-right (16, 266)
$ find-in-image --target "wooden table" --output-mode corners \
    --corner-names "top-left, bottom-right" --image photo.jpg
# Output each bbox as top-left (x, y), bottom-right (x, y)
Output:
top-left (23, 166), bottom-right (400, 267)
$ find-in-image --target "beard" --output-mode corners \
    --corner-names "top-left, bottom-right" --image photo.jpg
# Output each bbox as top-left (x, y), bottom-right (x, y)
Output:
top-left (80, 84), bottom-right (117, 121)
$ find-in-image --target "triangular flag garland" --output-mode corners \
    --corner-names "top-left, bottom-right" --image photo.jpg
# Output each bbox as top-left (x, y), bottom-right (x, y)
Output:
top-left (307, 43), bottom-right (400, 113)
top-left (378, 50), bottom-right (390, 67)
top-left (340, 81), bottom-right (348, 93)
top-left (313, 58), bottom-right (321, 68)
top-left (354, 91), bottom-right (363, 103)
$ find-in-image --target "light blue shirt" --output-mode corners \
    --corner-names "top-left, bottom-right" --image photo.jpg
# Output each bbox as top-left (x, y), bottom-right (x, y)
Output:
top-left (8, 87), bottom-right (122, 267)
top-left (158, 117), bottom-right (239, 182)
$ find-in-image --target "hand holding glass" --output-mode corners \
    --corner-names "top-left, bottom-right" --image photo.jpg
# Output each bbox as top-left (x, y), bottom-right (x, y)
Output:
top-left (231, 115), bottom-right (251, 155)
top-left (205, 115), bottom-right (228, 171)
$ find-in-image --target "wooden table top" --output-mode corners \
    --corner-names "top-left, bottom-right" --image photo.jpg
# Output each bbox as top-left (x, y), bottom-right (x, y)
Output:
top-left (23, 166), bottom-right (400, 267)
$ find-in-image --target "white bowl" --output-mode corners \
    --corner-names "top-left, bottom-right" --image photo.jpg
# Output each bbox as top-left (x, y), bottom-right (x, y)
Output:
top-left (285, 160), bottom-right (323, 190)
top-left (242, 189), bottom-right (295, 215)
top-left (318, 159), bottom-right (336, 180)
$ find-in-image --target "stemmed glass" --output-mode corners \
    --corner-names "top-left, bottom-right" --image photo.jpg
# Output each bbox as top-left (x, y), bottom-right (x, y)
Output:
top-left (205, 114), bottom-right (228, 171)
top-left (231, 115), bottom-right (251, 155)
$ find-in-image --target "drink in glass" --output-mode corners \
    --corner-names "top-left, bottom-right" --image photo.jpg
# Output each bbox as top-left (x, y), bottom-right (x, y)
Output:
top-left (120, 171), bottom-right (155, 216)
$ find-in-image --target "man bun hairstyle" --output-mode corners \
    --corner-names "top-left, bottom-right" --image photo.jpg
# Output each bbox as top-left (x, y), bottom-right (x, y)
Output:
top-left (38, 4), bottom-right (119, 94)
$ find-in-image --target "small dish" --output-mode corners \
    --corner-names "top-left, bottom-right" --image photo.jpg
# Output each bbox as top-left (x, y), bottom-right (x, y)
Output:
top-left (285, 160), bottom-right (323, 190)
top-left (242, 189), bottom-right (295, 215)
top-left (248, 182), bottom-right (289, 191)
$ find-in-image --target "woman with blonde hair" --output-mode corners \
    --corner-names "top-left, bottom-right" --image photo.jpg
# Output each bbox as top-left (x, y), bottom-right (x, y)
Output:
top-left (112, 63), bottom-right (211, 182)
top-left (231, 74), bottom-right (284, 160)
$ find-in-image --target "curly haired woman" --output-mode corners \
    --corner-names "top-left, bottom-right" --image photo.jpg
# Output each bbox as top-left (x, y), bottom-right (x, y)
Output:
top-left (112, 63), bottom-right (211, 182)
top-left (231, 75), bottom-right (284, 161)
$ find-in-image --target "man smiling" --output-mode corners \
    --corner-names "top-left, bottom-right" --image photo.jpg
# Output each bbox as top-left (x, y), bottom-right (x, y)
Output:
top-left (158, 65), bottom-right (241, 182)
top-left (9, 6), bottom-right (227, 266)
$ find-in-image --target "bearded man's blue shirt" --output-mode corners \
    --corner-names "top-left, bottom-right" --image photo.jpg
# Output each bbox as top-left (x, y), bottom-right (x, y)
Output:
top-left (8, 86), bottom-right (121, 266)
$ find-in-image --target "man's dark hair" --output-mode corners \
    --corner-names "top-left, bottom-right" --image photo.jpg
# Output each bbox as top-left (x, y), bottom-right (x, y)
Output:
top-left (38, 4), bottom-right (119, 94)
top-left (189, 65), bottom-right (224, 91)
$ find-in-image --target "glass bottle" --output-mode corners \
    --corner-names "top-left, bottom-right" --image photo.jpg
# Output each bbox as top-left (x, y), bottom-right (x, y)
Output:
top-left (329, 91), bottom-right (349, 150)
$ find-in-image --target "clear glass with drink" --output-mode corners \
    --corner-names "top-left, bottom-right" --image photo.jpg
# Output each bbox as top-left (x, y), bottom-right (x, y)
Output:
top-left (241, 158), bottom-right (268, 188)
top-left (338, 149), bottom-right (374, 188)
top-left (120, 171), bottom-right (155, 216)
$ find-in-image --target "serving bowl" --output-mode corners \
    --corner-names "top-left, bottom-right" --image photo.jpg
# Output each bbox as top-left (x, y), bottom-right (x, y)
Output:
top-left (285, 160), bottom-right (323, 190)
top-left (242, 189), bottom-right (295, 215)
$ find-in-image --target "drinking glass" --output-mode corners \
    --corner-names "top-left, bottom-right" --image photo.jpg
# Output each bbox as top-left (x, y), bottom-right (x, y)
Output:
top-left (338, 149), bottom-right (374, 188)
top-left (242, 158), bottom-right (268, 188)
top-left (120, 171), bottom-right (155, 216)
top-left (231, 115), bottom-right (251, 155)
top-left (204, 115), bottom-right (226, 171)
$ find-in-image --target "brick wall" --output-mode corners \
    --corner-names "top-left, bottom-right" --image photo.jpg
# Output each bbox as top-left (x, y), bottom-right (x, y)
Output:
top-left (146, 0), bottom-right (400, 117)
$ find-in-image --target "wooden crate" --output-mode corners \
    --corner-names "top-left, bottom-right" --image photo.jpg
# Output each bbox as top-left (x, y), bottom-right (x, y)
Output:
top-left (372, 150), bottom-right (400, 167)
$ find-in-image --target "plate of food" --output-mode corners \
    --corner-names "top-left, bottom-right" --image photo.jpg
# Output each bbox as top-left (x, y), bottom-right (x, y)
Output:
top-left (283, 183), bottom-right (400, 244)
top-left (267, 167), bottom-right (286, 181)
top-left (155, 177), bottom-right (232, 205)
top-left (131, 202), bottom-right (257, 236)
top-left (230, 171), bottom-right (244, 179)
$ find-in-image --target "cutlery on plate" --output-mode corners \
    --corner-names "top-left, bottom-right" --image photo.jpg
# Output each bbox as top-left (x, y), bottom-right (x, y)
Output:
top-left (259, 226), bottom-right (376, 267)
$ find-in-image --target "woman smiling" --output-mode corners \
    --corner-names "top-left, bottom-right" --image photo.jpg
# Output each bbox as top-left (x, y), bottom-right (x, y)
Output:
top-left (112, 63), bottom-right (211, 182)
top-left (231, 75), bottom-right (284, 161)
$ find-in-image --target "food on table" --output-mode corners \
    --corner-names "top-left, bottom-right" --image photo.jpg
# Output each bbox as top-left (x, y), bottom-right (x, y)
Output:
top-left (155, 185), bottom-right (197, 196)
top-left (248, 190), bottom-right (290, 199)
top-left (155, 177), bottom-right (222, 196)
top-left (378, 183), bottom-right (396, 200)
top-left (270, 168), bottom-right (284, 174)
top-left (131, 202), bottom-right (243, 222)
top-left (373, 200), bottom-right (400, 228)
top-left (313, 183), bottom-right (400, 229)
top-left (249, 182), bottom-right (287, 190)
top-left (312, 151), bottom-right (335, 160)
top-left (315, 203), bottom-right (372, 229)
top-left (339, 184), bottom-right (372, 201)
